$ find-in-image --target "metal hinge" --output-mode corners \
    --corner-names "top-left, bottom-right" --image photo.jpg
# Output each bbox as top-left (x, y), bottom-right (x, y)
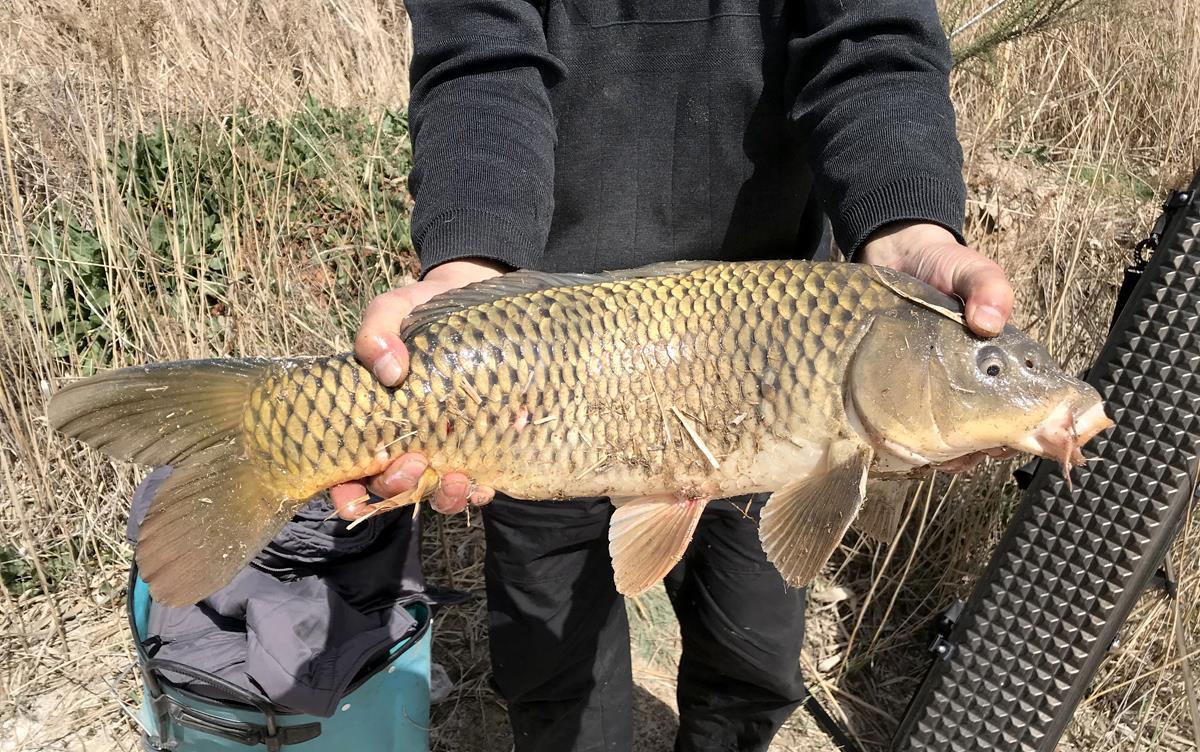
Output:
top-left (929, 599), bottom-right (965, 661)
top-left (1112, 187), bottom-right (1193, 329)
top-left (1132, 188), bottom-right (1194, 269)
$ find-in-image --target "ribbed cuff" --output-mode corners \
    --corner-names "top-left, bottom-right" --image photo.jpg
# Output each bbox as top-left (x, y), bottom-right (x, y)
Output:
top-left (415, 208), bottom-right (544, 278)
top-left (836, 175), bottom-right (966, 261)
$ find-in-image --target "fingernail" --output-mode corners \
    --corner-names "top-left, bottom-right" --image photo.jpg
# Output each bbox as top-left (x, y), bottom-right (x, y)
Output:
top-left (974, 305), bottom-right (1004, 335)
top-left (431, 492), bottom-right (458, 515)
top-left (382, 459), bottom-right (424, 489)
top-left (441, 479), bottom-right (468, 499)
top-left (372, 351), bottom-right (403, 386)
top-left (470, 487), bottom-right (495, 507)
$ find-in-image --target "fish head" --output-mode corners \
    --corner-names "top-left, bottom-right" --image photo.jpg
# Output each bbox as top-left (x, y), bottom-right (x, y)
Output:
top-left (847, 302), bottom-right (1113, 474)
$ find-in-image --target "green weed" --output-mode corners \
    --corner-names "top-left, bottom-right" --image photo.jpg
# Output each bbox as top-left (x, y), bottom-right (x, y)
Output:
top-left (16, 98), bottom-right (414, 372)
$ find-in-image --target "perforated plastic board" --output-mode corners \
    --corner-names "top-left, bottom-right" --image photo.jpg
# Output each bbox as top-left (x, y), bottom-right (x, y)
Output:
top-left (893, 173), bottom-right (1200, 751)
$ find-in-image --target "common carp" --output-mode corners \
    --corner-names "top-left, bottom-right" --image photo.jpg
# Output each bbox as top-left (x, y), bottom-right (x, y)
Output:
top-left (48, 260), bottom-right (1113, 606)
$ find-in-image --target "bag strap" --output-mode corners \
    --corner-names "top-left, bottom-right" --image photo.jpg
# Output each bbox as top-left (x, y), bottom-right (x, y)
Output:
top-left (138, 657), bottom-right (322, 751)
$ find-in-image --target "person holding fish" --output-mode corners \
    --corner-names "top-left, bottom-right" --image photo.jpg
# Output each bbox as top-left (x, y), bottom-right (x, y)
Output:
top-left (332, 2), bottom-right (1015, 751)
top-left (49, 2), bottom-right (1115, 751)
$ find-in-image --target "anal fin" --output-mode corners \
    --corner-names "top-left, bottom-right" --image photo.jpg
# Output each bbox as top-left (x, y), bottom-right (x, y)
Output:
top-left (608, 494), bottom-right (707, 596)
top-left (759, 441), bottom-right (872, 587)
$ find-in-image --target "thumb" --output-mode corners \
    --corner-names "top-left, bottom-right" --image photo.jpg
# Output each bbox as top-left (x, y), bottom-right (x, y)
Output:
top-left (945, 248), bottom-right (1014, 338)
top-left (354, 289), bottom-right (420, 386)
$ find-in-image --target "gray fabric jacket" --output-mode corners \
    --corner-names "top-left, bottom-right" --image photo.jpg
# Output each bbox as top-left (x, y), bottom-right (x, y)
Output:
top-left (128, 467), bottom-right (460, 717)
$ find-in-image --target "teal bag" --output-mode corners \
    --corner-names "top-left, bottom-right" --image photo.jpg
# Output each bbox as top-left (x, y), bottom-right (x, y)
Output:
top-left (128, 567), bottom-right (432, 752)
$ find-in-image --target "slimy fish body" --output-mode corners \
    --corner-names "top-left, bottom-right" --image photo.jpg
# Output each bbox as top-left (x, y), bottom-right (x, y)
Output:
top-left (48, 260), bottom-right (1113, 606)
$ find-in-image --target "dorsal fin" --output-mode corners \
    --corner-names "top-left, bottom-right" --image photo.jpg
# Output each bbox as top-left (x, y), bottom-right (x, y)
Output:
top-left (868, 264), bottom-right (967, 327)
top-left (400, 260), bottom-right (716, 340)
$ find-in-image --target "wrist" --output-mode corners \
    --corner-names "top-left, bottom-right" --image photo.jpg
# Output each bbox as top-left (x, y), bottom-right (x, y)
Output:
top-left (423, 257), bottom-right (509, 286)
top-left (860, 221), bottom-right (960, 265)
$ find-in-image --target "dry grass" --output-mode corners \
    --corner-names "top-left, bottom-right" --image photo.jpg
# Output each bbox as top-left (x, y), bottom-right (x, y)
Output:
top-left (796, 3), bottom-right (1200, 749)
top-left (2, 0), bottom-right (1199, 750)
top-left (957, 11), bottom-right (1200, 749)
top-left (2, 3), bottom-right (413, 750)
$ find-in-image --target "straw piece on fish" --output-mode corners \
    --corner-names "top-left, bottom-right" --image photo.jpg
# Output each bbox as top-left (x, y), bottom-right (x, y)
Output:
top-left (671, 406), bottom-right (721, 470)
top-left (871, 266), bottom-right (966, 326)
top-left (380, 430), bottom-right (418, 451)
top-left (639, 352), bottom-right (673, 447)
top-left (520, 370), bottom-right (535, 395)
top-left (575, 456), bottom-right (610, 479)
top-left (532, 415), bottom-right (558, 425)
top-left (458, 380), bottom-right (483, 405)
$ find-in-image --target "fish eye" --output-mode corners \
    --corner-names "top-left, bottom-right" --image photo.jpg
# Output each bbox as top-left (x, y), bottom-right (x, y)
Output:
top-left (978, 347), bottom-right (1005, 378)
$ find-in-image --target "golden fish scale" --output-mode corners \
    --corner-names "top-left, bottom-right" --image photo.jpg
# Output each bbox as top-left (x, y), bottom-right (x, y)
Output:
top-left (241, 261), bottom-right (891, 501)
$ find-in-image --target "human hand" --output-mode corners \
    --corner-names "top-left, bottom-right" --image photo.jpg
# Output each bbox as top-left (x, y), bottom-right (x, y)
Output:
top-left (858, 221), bottom-right (1015, 338)
top-left (330, 258), bottom-right (506, 521)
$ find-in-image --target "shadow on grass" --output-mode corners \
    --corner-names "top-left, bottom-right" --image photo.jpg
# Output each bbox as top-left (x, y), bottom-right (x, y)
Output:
top-left (429, 678), bottom-right (678, 751)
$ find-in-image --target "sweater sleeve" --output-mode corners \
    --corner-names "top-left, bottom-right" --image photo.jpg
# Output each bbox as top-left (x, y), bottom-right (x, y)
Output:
top-left (787, 1), bottom-right (966, 259)
top-left (405, 0), bottom-right (565, 275)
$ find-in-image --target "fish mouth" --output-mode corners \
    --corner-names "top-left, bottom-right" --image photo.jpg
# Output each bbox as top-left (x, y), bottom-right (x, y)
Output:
top-left (1010, 397), bottom-right (1114, 477)
top-left (914, 397), bottom-right (1113, 480)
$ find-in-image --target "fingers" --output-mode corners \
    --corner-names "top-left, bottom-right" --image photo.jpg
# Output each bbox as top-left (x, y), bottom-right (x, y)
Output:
top-left (471, 486), bottom-right (496, 504)
top-left (337, 450), bottom-right (492, 522)
top-left (428, 473), bottom-right (495, 515)
top-left (371, 457), bottom-right (492, 513)
top-left (468, 485), bottom-right (496, 508)
top-left (330, 481), bottom-right (372, 521)
top-left (368, 453), bottom-right (493, 517)
top-left (900, 241), bottom-right (1014, 338)
top-left (367, 452), bottom-right (429, 498)
top-left (948, 253), bottom-right (1014, 338)
top-left (355, 262), bottom-right (508, 388)
top-left (858, 222), bottom-right (1016, 339)
top-left (431, 472), bottom-right (472, 515)
top-left (355, 290), bottom-right (416, 386)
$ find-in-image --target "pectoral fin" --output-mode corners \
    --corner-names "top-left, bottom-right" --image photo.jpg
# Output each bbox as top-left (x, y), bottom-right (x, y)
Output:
top-left (855, 480), bottom-right (912, 543)
top-left (608, 494), bottom-right (707, 596)
top-left (759, 441), bottom-right (873, 587)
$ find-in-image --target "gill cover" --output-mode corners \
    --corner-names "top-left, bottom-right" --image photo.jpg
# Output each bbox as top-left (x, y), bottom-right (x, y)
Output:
top-left (848, 311), bottom-right (948, 466)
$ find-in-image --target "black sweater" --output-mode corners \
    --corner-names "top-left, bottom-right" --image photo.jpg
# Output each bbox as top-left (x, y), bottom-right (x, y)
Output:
top-left (405, 0), bottom-right (964, 275)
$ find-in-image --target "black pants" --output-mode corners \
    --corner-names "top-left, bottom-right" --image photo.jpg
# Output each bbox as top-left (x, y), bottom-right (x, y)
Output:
top-left (482, 494), bottom-right (807, 752)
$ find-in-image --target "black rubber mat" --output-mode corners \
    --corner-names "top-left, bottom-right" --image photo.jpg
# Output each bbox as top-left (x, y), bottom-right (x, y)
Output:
top-left (893, 172), bottom-right (1200, 751)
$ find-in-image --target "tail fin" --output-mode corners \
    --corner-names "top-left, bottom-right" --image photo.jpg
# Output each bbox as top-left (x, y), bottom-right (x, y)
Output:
top-left (48, 359), bottom-right (269, 466)
top-left (49, 359), bottom-right (300, 606)
top-left (136, 440), bottom-right (297, 606)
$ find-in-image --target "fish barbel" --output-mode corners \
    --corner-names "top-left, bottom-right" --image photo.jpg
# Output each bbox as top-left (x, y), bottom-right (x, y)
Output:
top-left (48, 260), bottom-right (1113, 606)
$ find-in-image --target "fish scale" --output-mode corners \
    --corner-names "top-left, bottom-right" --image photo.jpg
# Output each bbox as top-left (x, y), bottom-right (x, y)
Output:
top-left (240, 261), bottom-right (876, 503)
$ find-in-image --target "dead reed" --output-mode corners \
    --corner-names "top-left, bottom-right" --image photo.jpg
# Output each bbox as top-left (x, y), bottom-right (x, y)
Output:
top-left (2, 1), bottom-right (1199, 750)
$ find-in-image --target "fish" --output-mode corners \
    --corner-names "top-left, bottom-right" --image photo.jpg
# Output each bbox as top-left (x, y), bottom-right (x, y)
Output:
top-left (47, 260), bottom-right (1114, 607)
